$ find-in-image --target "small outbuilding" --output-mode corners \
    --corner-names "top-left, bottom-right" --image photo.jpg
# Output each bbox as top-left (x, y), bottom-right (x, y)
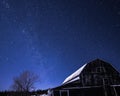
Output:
top-left (51, 59), bottom-right (120, 96)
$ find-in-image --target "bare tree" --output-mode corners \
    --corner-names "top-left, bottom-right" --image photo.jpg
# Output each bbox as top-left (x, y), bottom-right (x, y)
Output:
top-left (11, 70), bottom-right (39, 92)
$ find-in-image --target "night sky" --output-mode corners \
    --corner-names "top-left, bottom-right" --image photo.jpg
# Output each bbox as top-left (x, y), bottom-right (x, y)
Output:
top-left (0, 0), bottom-right (120, 90)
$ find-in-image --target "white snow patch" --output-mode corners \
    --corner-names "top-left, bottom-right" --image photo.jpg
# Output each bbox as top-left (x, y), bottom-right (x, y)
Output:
top-left (63, 64), bottom-right (87, 84)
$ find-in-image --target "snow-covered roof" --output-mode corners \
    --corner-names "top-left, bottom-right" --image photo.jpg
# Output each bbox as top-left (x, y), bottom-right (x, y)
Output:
top-left (62, 64), bottom-right (87, 84)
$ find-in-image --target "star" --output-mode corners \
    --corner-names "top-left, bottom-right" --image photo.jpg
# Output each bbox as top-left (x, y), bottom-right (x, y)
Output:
top-left (6, 57), bottom-right (9, 61)
top-left (5, 3), bottom-right (10, 9)
top-left (22, 29), bottom-right (26, 34)
top-left (118, 11), bottom-right (120, 15)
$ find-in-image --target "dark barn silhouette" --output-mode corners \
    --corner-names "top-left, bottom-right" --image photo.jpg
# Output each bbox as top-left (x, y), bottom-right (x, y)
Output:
top-left (51, 59), bottom-right (120, 96)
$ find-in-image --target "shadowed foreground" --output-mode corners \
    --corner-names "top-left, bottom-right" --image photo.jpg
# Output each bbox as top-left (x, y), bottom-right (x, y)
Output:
top-left (0, 90), bottom-right (47, 96)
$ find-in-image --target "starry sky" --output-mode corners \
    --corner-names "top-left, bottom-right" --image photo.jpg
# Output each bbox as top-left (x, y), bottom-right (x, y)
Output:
top-left (0, 0), bottom-right (120, 91)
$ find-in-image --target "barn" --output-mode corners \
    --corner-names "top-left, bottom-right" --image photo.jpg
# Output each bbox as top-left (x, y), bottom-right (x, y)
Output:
top-left (50, 59), bottom-right (120, 96)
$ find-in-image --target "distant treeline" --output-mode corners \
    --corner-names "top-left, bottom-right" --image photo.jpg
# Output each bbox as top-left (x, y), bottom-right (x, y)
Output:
top-left (0, 90), bottom-right (47, 96)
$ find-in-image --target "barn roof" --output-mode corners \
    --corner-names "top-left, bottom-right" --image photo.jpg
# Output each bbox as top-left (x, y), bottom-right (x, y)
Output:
top-left (62, 59), bottom-right (116, 84)
top-left (63, 63), bottom-right (87, 84)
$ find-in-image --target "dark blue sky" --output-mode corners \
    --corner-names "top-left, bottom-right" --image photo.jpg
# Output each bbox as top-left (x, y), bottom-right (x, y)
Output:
top-left (0, 0), bottom-right (120, 90)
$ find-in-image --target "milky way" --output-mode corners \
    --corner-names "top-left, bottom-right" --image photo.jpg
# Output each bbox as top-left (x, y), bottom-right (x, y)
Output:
top-left (0, 0), bottom-right (120, 90)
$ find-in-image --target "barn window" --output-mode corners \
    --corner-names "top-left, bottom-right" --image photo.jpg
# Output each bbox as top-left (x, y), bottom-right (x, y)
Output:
top-left (103, 78), bottom-right (109, 85)
top-left (96, 67), bottom-right (105, 73)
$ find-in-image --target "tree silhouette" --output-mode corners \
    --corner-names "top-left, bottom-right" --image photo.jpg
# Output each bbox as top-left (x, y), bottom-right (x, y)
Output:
top-left (11, 70), bottom-right (39, 92)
